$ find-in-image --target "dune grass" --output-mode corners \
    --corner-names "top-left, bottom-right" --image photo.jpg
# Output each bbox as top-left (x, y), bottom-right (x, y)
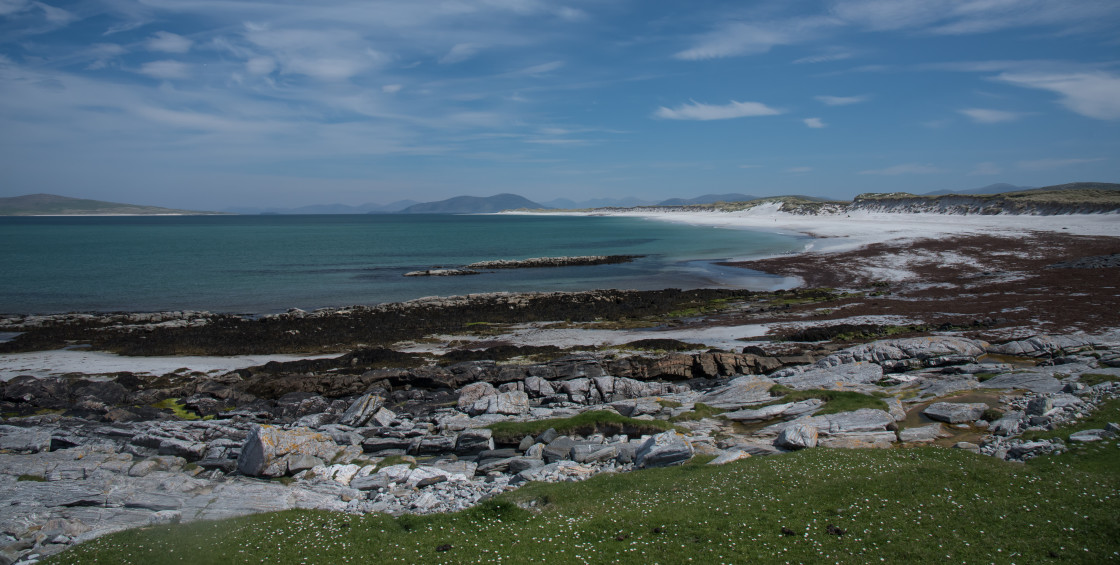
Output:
top-left (767, 385), bottom-right (890, 415)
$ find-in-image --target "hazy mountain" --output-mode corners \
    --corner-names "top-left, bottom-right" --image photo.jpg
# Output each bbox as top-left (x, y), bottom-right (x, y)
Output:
top-left (223, 200), bottom-right (420, 215)
top-left (923, 183), bottom-right (1033, 196)
top-left (542, 196), bottom-right (655, 209)
top-left (0, 194), bottom-right (218, 216)
top-left (657, 193), bottom-right (761, 206)
top-left (400, 193), bottom-right (547, 214)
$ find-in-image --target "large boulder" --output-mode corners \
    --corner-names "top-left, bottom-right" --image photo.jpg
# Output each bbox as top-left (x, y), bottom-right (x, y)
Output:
top-left (981, 372), bottom-right (1063, 394)
top-left (989, 335), bottom-right (1096, 357)
top-left (338, 393), bottom-right (384, 427)
top-left (775, 424), bottom-right (817, 449)
top-left (457, 382), bottom-right (497, 412)
top-left (469, 391), bottom-right (530, 416)
top-left (761, 409), bottom-right (894, 437)
top-left (899, 423), bottom-right (945, 443)
top-left (922, 402), bottom-right (988, 424)
top-left (723, 399), bottom-right (823, 422)
top-left (815, 337), bottom-right (986, 369)
top-left (455, 429), bottom-right (495, 454)
top-left (236, 425), bottom-right (344, 477)
top-left (635, 431), bottom-right (694, 468)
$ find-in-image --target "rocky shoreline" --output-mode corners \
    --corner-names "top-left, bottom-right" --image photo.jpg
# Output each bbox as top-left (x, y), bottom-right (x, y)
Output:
top-left (1, 329), bottom-right (1118, 563)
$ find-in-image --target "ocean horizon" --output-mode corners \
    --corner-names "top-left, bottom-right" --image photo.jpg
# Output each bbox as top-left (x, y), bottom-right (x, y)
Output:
top-left (0, 214), bottom-right (805, 315)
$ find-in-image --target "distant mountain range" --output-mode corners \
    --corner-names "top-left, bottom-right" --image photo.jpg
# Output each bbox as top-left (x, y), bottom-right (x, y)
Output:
top-left (223, 200), bottom-right (419, 215)
top-left (399, 193), bottom-right (545, 214)
top-left (0, 194), bottom-right (219, 216)
top-left (541, 196), bottom-right (655, 209)
top-left (657, 193), bottom-right (760, 206)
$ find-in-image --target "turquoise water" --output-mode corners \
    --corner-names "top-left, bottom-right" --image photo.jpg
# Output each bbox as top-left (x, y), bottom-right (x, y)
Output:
top-left (0, 214), bottom-right (805, 314)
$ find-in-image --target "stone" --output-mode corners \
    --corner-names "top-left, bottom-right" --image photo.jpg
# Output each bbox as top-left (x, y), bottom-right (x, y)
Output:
top-left (899, 423), bottom-right (944, 443)
top-left (517, 435), bottom-right (535, 452)
top-left (816, 337), bottom-right (986, 368)
top-left (989, 335), bottom-right (1096, 357)
top-left (635, 431), bottom-right (693, 468)
top-left (148, 511), bottom-right (182, 526)
top-left (468, 391), bottom-right (530, 416)
top-left (457, 383), bottom-right (497, 412)
top-left (284, 453), bottom-right (324, 474)
top-left (775, 424), bottom-right (817, 449)
top-left (1026, 397), bottom-right (1053, 416)
top-left (542, 437), bottom-right (578, 463)
top-left (922, 402), bottom-right (988, 424)
top-left (773, 363), bottom-right (883, 390)
top-left (817, 432), bottom-right (895, 449)
top-left (989, 412), bottom-right (1025, 436)
top-left (338, 394), bottom-right (385, 428)
top-left (708, 449), bottom-right (750, 465)
top-left (697, 376), bottom-right (774, 409)
top-left (454, 429), bottom-right (494, 455)
top-left (722, 399), bottom-right (823, 422)
top-left (762, 409), bottom-right (894, 437)
top-left (535, 428), bottom-right (559, 444)
top-left (981, 372), bottom-right (1063, 394)
top-left (0, 427), bottom-right (51, 453)
top-left (370, 407), bottom-right (397, 428)
top-left (953, 441), bottom-right (981, 453)
top-left (1069, 429), bottom-right (1113, 442)
top-left (350, 474), bottom-right (390, 491)
top-left (508, 457), bottom-right (545, 474)
top-left (236, 425), bottom-right (344, 477)
top-left (523, 376), bottom-right (555, 397)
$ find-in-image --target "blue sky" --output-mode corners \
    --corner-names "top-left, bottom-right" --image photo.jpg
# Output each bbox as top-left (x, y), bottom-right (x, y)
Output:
top-left (1, 0), bottom-right (1118, 209)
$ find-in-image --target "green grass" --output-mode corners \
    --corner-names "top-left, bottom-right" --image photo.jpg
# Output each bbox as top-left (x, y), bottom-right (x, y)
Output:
top-left (486, 410), bottom-right (681, 444)
top-left (655, 399), bottom-right (682, 409)
top-left (767, 385), bottom-right (889, 415)
top-left (668, 402), bottom-right (726, 422)
top-left (151, 398), bottom-right (201, 421)
top-left (49, 442), bottom-right (1119, 565)
top-left (1079, 373), bottom-right (1120, 387)
top-left (16, 474), bottom-right (46, 482)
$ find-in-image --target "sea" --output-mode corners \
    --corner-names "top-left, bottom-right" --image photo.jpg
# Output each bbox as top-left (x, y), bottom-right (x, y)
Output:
top-left (0, 214), bottom-right (806, 315)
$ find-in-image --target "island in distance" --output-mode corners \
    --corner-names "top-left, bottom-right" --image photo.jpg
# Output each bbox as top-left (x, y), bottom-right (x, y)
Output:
top-left (0, 194), bottom-right (222, 216)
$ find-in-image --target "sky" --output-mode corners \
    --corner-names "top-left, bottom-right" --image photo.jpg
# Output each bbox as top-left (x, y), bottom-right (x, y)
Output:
top-left (1, 0), bottom-right (1119, 210)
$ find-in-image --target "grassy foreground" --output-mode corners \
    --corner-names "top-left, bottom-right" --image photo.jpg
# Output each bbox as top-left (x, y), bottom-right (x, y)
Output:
top-left (50, 430), bottom-right (1119, 565)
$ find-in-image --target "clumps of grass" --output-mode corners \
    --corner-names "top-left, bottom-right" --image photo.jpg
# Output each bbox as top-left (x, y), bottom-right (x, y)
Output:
top-left (1079, 373), bottom-right (1120, 387)
top-left (981, 408), bottom-right (1004, 422)
top-left (975, 372), bottom-right (999, 382)
top-left (270, 476), bottom-right (295, 486)
top-left (151, 398), bottom-right (200, 421)
top-left (17, 474), bottom-right (46, 482)
top-left (373, 455), bottom-right (416, 472)
top-left (669, 403), bottom-right (726, 422)
top-left (766, 385), bottom-right (889, 415)
top-left (487, 410), bottom-right (681, 443)
top-left (1022, 397), bottom-right (1120, 443)
top-left (656, 399), bottom-right (683, 409)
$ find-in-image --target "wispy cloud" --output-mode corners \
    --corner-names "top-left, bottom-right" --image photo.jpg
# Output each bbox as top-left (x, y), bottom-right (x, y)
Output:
top-left (146, 31), bottom-right (193, 54)
top-left (674, 17), bottom-right (839, 60)
top-left (969, 162), bottom-right (1002, 175)
top-left (137, 60), bottom-right (190, 80)
top-left (958, 108), bottom-right (1024, 124)
top-left (830, 0), bottom-right (1120, 35)
top-left (994, 72), bottom-right (1120, 120)
top-left (816, 94), bottom-right (869, 106)
top-left (860, 163), bottom-right (945, 175)
top-left (439, 43), bottom-right (481, 64)
top-left (654, 100), bottom-right (783, 121)
top-left (803, 117), bottom-right (826, 128)
top-left (787, 166), bottom-right (812, 173)
top-left (794, 50), bottom-right (854, 64)
top-left (1016, 157), bottom-right (1105, 170)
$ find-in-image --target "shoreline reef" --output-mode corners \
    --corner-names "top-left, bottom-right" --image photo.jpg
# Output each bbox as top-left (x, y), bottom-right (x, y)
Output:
top-left (0, 206), bottom-right (1118, 563)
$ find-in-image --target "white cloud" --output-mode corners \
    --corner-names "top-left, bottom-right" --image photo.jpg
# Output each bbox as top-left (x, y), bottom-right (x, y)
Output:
top-left (787, 166), bottom-right (813, 173)
top-left (803, 117), bottom-right (826, 128)
top-left (995, 71), bottom-right (1120, 120)
top-left (33, 1), bottom-right (74, 25)
top-left (674, 17), bottom-right (839, 60)
top-left (138, 60), bottom-right (191, 80)
top-left (654, 100), bottom-right (783, 121)
top-left (0, 0), bottom-right (29, 16)
top-left (830, 0), bottom-right (1120, 35)
top-left (86, 43), bottom-right (127, 70)
top-left (958, 108), bottom-right (1023, 124)
top-left (440, 43), bottom-right (481, 64)
top-left (969, 162), bottom-right (1002, 175)
top-left (816, 94), bottom-right (869, 106)
top-left (1016, 157), bottom-right (1105, 170)
top-left (794, 51), bottom-right (854, 64)
top-left (382, 84), bottom-right (403, 93)
top-left (859, 163), bottom-right (945, 175)
top-left (147, 31), bottom-right (193, 54)
top-left (242, 26), bottom-right (389, 81)
top-left (245, 57), bottom-right (276, 75)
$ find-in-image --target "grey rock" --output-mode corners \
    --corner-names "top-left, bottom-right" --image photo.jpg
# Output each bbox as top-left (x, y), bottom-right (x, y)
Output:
top-left (350, 474), bottom-right (390, 491)
top-left (762, 409), bottom-right (894, 437)
top-left (1069, 429), bottom-right (1113, 442)
top-left (989, 412), bottom-right (1025, 436)
top-left (284, 453), bottom-right (324, 474)
top-left (635, 431), bottom-right (693, 468)
top-left (1026, 397), bottom-right (1053, 416)
top-left (338, 393), bottom-right (385, 428)
top-left (708, 449), bottom-right (750, 465)
top-left (982, 372), bottom-right (1063, 394)
top-left (457, 382), bottom-right (497, 412)
top-left (697, 376), bottom-right (775, 409)
top-left (989, 335), bottom-right (1096, 357)
top-left (0, 427), bottom-right (51, 454)
top-left (775, 424), bottom-right (817, 449)
top-left (542, 437), bottom-right (577, 463)
top-left (899, 423), bottom-right (944, 443)
top-left (817, 337), bottom-right (986, 368)
top-left (508, 457), bottom-right (545, 474)
top-left (817, 432), bottom-right (896, 449)
top-left (469, 391), bottom-right (530, 416)
top-left (922, 402), bottom-right (988, 424)
top-left (535, 428), bottom-right (559, 445)
top-left (773, 363), bottom-right (883, 390)
top-left (723, 399), bottom-right (823, 422)
top-left (236, 425), bottom-right (343, 477)
top-left (455, 429), bottom-right (494, 455)
top-left (954, 441), bottom-right (981, 452)
top-left (517, 435), bottom-right (535, 452)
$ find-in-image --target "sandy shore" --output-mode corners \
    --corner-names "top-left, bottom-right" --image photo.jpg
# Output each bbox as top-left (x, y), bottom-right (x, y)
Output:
top-left (0, 349), bottom-right (337, 382)
top-left (518, 204), bottom-right (1120, 257)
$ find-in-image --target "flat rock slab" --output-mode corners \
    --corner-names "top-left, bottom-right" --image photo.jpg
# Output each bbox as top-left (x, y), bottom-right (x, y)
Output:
top-left (817, 337), bottom-right (987, 367)
top-left (989, 335), bottom-right (1097, 357)
top-left (697, 376), bottom-right (774, 410)
top-left (981, 372), bottom-right (1063, 394)
top-left (923, 402), bottom-right (988, 424)
top-left (723, 399), bottom-right (823, 422)
top-left (899, 423), bottom-right (945, 442)
top-left (817, 432), bottom-right (896, 449)
top-left (761, 409), bottom-right (895, 437)
top-left (773, 363), bottom-right (883, 391)
top-left (635, 431), bottom-right (693, 468)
